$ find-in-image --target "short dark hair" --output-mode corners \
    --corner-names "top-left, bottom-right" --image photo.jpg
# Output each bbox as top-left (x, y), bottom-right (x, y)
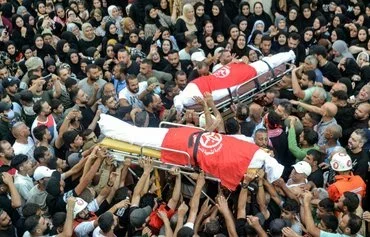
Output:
top-left (168, 49), bottom-right (179, 56)
top-left (343, 192), bottom-right (360, 213)
top-left (288, 32), bottom-right (300, 41)
top-left (321, 214), bottom-right (338, 233)
top-left (139, 193), bottom-right (157, 208)
top-left (164, 81), bottom-right (177, 95)
top-left (101, 95), bottom-right (114, 106)
top-left (267, 111), bottom-right (282, 129)
top-left (23, 203), bottom-right (41, 218)
top-left (318, 198), bottom-right (335, 213)
top-left (33, 100), bottom-right (47, 115)
top-left (236, 103), bottom-right (249, 120)
top-left (141, 58), bottom-right (152, 67)
top-left (125, 74), bottom-right (137, 85)
top-left (261, 35), bottom-right (272, 42)
top-left (33, 125), bottom-right (48, 141)
top-left (175, 70), bottom-right (186, 79)
top-left (282, 198), bottom-right (300, 214)
top-left (304, 70), bottom-right (316, 82)
top-left (185, 33), bottom-right (197, 44)
top-left (307, 149), bottom-right (323, 164)
top-left (86, 64), bottom-right (100, 72)
top-left (50, 99), bottom-right (62, 111)
top-left (332, 90), bottom-right (348, 101)
top-left (33, 146), bottom-right (48, 163)
top-left (303, 128), bottom-right (319, 146)
top-left (346, 213), bottom-right (363, 234)
top-left (24, 215), bottom-right (41, 234)
top-left (142, 93), bottom-right (155, 107)
top-left (52, 212), bottom-right (66, 230)
top-left (279, 101), bottom-right (293, 115)
top-left (307, 112), bottom-right (322, 125)
top-left (98, 212), bottom-right (115, 233)
top-left (225, 117), bottom-right (240, 135)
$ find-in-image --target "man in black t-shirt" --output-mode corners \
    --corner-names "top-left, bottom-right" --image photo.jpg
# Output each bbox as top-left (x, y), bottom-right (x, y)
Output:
top-left (304, 149), bottom-right (324, 188)
top-left (347, 129), bottom-right (369, 182)
top-left (0, 209), bottom-right (16, 237)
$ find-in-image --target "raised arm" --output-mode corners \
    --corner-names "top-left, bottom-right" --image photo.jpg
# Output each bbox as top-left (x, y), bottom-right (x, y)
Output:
top-left (58, 197), bottom-right (76, 237)
top-left (237, 173), bottom-right (255, 219)
top-left (291, 66), bottom-right (305, 100)
top-left (187, 172), bottom-right (206, 224)
top-left (302, 191), bottom-right (321, 237)
top-left (131, 158), bottom-right (153, 207)
top-left (217, 195), bottom-right (238, 237)
top-left (167, 168), bottom-right (181, 210)
top-left (2, 173), bottom-right (21, 208)
top-left (173, 202), bottom-right (188, 236)
top-left (291, 100), bottom-right (323, 115)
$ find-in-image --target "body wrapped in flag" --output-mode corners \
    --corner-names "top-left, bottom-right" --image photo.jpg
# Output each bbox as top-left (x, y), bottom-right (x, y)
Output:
top-left (99, 114), bottom-right (284, 190)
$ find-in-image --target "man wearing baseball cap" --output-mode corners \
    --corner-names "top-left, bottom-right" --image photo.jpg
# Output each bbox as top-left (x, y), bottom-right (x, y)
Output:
top-left (286, 161), bottom-right (312, 191)
top-left (327, 153), bottom-right (366, 202)
top-left (27, 166), bottom-right (55, 213)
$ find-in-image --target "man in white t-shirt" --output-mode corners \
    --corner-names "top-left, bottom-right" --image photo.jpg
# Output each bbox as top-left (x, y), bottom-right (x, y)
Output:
top-left (118, 75), bottom-right (151, 109)
top-left (11, 122), bottom-right (35, 161)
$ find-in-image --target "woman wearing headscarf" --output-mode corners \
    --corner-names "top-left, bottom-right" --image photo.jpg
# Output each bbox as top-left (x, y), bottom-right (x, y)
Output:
top-left (233, 1), bottom-right (252, 25)
top-left (248, 20), bottom-right (265, 43)
top-left (232, 34), bottom-right (248, 58)
top-left (89, 8), bottom-right (103, 28)
top-left (67, 49), bottom-right (84, 79)
top-left (286, 6), bottom-right (299, 32)
top-left (234, 16), bottom-right (250, 37)
top-left (53, 5), bottom-right (67, 28)
top-left (144, 4), bottom-right (172, 40)
top-left (16, 6), bottom-right (29, 16)
top-left (301, 27), bottom-right (316, 55)
top-left (124, 29), bottom-right (148, 59)
top-left (248, 2), bottom-right (272, 31)
top-left (42, 57), bottom-right (56, 77)
top-left (11, 14), bottom-right (35, 49)
top-left (328, 14), bottom-right (346, 33)
top-left (32, 34), bottom-right (56, 61)
top-left (271, 0), bottom-right (289, 18)
top-left (1, 3), bottom-right (14, 22)
top-left (102, 21), bottom-right (119, 55)
top-left (313, 16), bottom-right (329, 41)
top-left (120, 17), bottom-right (136, 43)
top-left (174, 3), bottom-right (198, 49)
top-left (60, 31), bottom-right (79, 51)
top-left (210, 1), bottom-right (232, 38)
top-left (5, 41), bottom-right (22, 62)
top-left (247, 30), bottom-right (263, 56)
top-left (56, 39), bottom-right (70, 63)
top-left (78, 23), bottom-right (103, 55)
top-left (330, 28), bottom-right (347, 44)
top-left (107, 5), bottom-right (122, 36)
top-left (194, 2), bottom-right (210, 34)
top-left (331, 39), bottom-right (354, 64)
top-left (23, 14), bottom-right (36, 32)
top-left (349, 26), bottom-right (369, 57)
top-left (298, 4), bottom-right (315, 32)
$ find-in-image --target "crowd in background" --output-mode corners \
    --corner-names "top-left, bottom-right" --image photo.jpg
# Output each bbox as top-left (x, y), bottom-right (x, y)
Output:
top-left (0, 0), bottom-right (370, 236)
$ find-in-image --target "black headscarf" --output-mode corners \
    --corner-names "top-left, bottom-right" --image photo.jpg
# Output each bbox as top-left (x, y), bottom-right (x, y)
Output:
top-left (211, 1), bottom-right (231, 37)
top-left (1, 3), bottom-right (13, 19)
top-left (60, 31), bottom-right (79, 51)
top-left (56, 39), bottom-right (69, 62)
top-left (145, 4), bottom-right (161, 28)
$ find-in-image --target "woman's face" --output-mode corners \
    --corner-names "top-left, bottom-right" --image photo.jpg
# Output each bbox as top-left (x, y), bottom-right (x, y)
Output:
top-left (212, 5), bottom-right (220, 16)
top-left (81, 62), bottom-right (87, 72)
top-left (109, 24), bottom-right (117, 34)
top-left (366, 7), bottom-right (370, 17)
top-left (149, 8), bottom-right (157, 19)
top-left (162, 40), bottom-right (171, 52)
top-left (70, 53), bottom-right (79, 64)
top-left (129, 33), bottom-right (138, 43)
top-left (254, 3), bottom-right (263, 15)
top-left (7, 44), bottom-right (15, 55)
top-left (278, 34), bottom-right (287, 45)
top-left (331, 30), bottom-right (337, 42)
top-left (43, 35), bottom-right (52, 45)
top-left (333, 16), bottom-right (340, 27)
top-left (94, 11), bottom-right (102, 21)
top-left (230, 27), bottom-right (239, 39)
top-left (303, 8), bottom-right (311, 18)
top-left (48, 64), bottom-right (56, 72)
top-left (314, 18), bottom-right (321, 29)
top-left (161, 30), bottom-right (170, 39)
top-left (93, 0), bottom-right (101, 8)
top-left (68, 10), bottom-right (77, 22)
top-left (358, 29), bottom-right (367, 41)
top-left (335, 6), bottom-right (342, 14)
top-left (38, 3), bottom-right (46, 14)
top-left (350, 27), bottom-right (358, 38)
top-left (196, 5), bottom-right (204, 17)
top-left (84, 26), bottom-right (94, 39)
top-left (139, 30), bottom-right (145, 39)
top-left (205, 36), bottom-right (214, 49)
top-left (35, 37), bottom-right (44, 48)
top-left (249, 50), bottom-right (258, 61)
top-left (78, 4), bottom-right (85, 13)
top-left (254, 33), bottom-right (262, 46)
top-left (25, 49), bottom-right (33, 59)
top-left (204, 22), bottom-right (213, 34)
top-left (70, 3), bottom-right (78, 13)
top-left (358, 54), bottom-right (368, 66)
top-left (256, 23), bottom-right (264, 32)
top-left (353, 6), bottom-right (361, 16)
top-left (304, 30), bottom-right (314, 42)
top-left (72, 26), bottom-right (80, 36)
top-left (160, 0), bottom-right (168, 9)
top-left (237, 35), bottom-right (246, 48)
top-left (278, 19), bottom-right (286, 29)
top-left (56, 7), bottom-right (65, 18)
top-left (185, 8), bottom-right (194, 20)
top-left (289, 9), bottom-right (297, 20)
top-left (15, 17), bottom-right (24, 28)
top-left (111, 7), bottom-right (118, 18)
top-left (239, 20), bottom-right (248, 31)
top-left (106, 46), bottom-right (114, 58)
top-left (63, 43), bottom-right (70, 53)
top-left (242, 5), bottom-right (250, 16)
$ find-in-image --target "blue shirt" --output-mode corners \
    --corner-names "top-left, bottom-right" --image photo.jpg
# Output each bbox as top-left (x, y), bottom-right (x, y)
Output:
top-left (113, 77), bottom-right (127, 94)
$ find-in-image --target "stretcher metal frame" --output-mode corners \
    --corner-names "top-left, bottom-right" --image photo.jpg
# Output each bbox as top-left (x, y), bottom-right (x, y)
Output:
top-left (184, 63), bottom-right (293, 113)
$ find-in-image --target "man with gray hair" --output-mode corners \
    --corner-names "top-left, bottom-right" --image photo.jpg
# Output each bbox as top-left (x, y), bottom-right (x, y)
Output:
top-left (303, 55), bottom-right (323, 86)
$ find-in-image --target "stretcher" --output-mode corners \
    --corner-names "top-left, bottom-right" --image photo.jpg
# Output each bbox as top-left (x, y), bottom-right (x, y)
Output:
top-left (100, 122), bottom-right (260, 183)
top-left (185, 63), bottom-right (292, 112)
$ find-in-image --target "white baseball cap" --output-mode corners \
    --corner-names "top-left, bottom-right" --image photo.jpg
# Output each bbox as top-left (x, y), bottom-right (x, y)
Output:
top-left (191, 51), bottom-right (206, 62)
top-left (33, 166), bottom-right (55, 181)
top-left (292, 161), bottom-right (312, 177)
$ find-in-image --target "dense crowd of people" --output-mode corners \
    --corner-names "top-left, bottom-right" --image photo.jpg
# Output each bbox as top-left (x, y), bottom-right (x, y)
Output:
top-left (0, 0), bottom-right (370, 236)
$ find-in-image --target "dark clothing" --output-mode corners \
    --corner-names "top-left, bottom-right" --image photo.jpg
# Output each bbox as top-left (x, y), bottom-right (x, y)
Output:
top-left (161, 94), bottom-right (174, 109)
top-left (0, 226), bottom-right (16, 237)
top-left (319, 61), bottom-right (342, 91)
top-left (279, 88), bottom-right (297, 100)
top-left (77, 105), bottom-right (101, 136)
top-left (0, 119), bottom-right (15, 144)
top-left (163, 60), bottom-right (193, 78)
top-left (240, 121), bottom-right (256, 137)
top-left (335, 105), bottom-right (355, 145)
top-left (188, 69), bottom-right (201, 82)
top-left (308, 168), bottom-right (324, 188)
top-left (174, 18), bottom-right (197, 49)
top-left (147, 111), bottom-right (160, 127)
top-left (270, 132), bottom-right (295, 168)
top-left (0, 194), bottom-right (20, 223)
top-left (279, 44), bottom-right (306, 65)
top-left (347, 149), bottom-right (369, 182)
top-left (78, 36), bottom-right (103, 55)
top-left (126, 61), bottom-right (140, 76)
